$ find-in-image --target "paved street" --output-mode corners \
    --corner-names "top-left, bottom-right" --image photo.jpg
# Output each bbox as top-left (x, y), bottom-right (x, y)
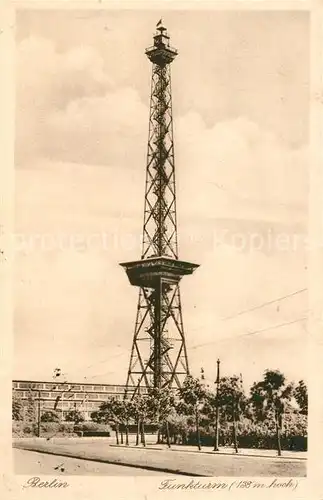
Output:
top-left (14, 439), bottom-right (306, 476)
top-left (14, 448), bottom-right (174, 476)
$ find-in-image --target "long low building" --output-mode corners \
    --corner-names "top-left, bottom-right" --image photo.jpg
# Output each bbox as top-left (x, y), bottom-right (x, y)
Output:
top-left (13, 379), bottom-right (141, 421)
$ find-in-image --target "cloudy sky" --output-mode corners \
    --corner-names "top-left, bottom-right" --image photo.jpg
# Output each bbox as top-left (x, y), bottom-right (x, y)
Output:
top-left (14, 9), bottom-right (309, 390)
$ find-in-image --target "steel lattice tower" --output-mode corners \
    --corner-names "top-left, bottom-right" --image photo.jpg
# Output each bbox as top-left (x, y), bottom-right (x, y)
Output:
top-left (120, 22), bottom-right (199, 398)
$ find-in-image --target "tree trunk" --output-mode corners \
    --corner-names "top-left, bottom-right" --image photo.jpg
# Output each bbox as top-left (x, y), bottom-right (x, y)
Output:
top-left (214, 402), bottom-right (220, 451)
top-left (156, 413), bottom-right (161, 444)
top-left (125, 424), bottom-right (129, 446)
top-left (136, 420), bottom-right (140, 446)
top-left (195, 410), bottom-right (201, 451)
top-left (120, 428), bottom-right (124, 445)
top-left (232, 420), bottom-right (238, 453)
top-left (141, 421), bottom-right (146, 447)
top-left (115, 425), bottom-right (119, 445)
top-left (165, 420), bottom-right (171, 448)
top-left (232, 402), bottom-right (238, 453)
top-left (276, 413), bottom-right (282, 456)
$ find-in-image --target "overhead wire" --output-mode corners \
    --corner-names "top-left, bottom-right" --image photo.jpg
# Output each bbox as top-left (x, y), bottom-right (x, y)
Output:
top-left (222, 288), bottom-right (307, 321)
top-left (191, 316), bottom-right (307, 350)
top-left (64, 351), bottom-right (128, 381)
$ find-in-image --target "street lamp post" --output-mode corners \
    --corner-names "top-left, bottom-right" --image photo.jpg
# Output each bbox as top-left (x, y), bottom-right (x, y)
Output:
top-left (214, 359), bottom-right (220, 451)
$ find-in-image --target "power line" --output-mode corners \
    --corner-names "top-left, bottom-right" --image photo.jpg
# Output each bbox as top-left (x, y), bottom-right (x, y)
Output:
top-left (191, 317), bottom-right (307, 350)
top-left (209, 181), bottom-right (250, 202)
top-left (222, 288), bottom-right (307, 321)
top-left (66, 351), bottom-right (128, 379)
top-left (242, 317), bottom-right (307, 338)
top-left (86, 369), bottom-right (121, 381)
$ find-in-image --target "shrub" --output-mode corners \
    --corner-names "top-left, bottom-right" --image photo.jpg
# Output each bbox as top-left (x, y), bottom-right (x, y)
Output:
top-left (90, 411), bottom-right (108, 424)
top-left (41, 411), bottom-right (60, 423)
top-left (186, 414), bottom-right (307, 451)
top-left (64, 410), bottom-right (84, 424)
top-left (74, 422), bottom-right (111, 437)
top-left (12, 422), bottom-right (40, 437)
top-left (74, 422), bottom-right (111, 433)
top-left (39, 422), bottom-right (60, 435)
top-left (12, 421), bottom-right (25, 437)
top-left (12, 397), bottom-right (23, 421)
top-left (37, 422), bottom-right (76, 437)
top-left (23, 424), bottom-right (33, 434)
top-left (283, 411), bottom-right (307, 436)
top-left (12, 421), bottom-right (77, 438)
top-left (160, 414), bottom-right (191, 444)
top-left (58, 423), bottom-right (75, 434)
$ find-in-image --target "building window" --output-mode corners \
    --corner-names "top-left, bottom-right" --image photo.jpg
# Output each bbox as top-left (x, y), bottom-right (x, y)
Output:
top-left (41, 392), bottom-right (50, 398)
top-left (53, 384), bottom-right (67, 391)
top-left (32, 384), bottom-right (44, 390)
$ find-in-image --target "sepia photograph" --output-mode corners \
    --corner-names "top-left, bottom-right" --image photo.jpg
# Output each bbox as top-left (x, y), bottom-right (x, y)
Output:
top-left (12, 8), bottom-right (308, 479)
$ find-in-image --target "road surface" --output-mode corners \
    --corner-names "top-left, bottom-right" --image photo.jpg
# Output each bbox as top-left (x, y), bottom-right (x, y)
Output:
top-left (13, 439), bottom-right (306, 476)
top-left (14, 448), bottom-right (176, 476)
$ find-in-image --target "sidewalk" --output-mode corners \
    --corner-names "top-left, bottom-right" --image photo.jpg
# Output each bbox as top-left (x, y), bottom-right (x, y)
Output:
top-left (13, 437), bottom-right (307, 460)
top-left (13, 438), bottom-right (307, 477)
top-left (109, 443), bottom-right (307, 461)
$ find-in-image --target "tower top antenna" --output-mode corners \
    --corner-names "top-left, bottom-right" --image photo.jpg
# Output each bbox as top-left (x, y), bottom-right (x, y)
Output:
top-left (156, 19), bottom-right (166, 32)
top-left (146, 20), bottom-right (177, 66)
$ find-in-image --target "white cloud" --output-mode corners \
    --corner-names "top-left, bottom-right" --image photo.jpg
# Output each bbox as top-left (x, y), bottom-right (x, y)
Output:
top-left (16, 36), bottom-right (125, 165)
top-left (45, 87), bottom-right (147, 165)
top-left (18, 36), bottom-right (112, 99)
top-left (176, 113), bottom-right (308, 227)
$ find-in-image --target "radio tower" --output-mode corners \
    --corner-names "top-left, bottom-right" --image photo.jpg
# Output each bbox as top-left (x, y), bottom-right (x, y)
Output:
top-left (120, 21), bottom-right (199, 397)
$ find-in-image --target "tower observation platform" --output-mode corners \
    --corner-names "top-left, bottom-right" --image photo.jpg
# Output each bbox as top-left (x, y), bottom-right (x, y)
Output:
top-left (120, 22), bottom-right (199, 396)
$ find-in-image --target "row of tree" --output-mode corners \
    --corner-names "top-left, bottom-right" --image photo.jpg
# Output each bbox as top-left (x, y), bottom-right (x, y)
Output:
top-left (12, 368), bottom-right (307, 454)
top-left (89, 369), bottom-right (307, 455)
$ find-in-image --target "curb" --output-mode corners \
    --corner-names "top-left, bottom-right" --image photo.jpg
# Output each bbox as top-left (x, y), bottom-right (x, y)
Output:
top-left (109, 444), bottom-right (307, 461)
top-left (13, 444), bottom-right (204, 477)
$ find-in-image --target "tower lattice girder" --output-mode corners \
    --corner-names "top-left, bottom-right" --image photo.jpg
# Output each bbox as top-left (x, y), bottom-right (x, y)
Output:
top-left (120, 23), bottom-right (199, 398)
